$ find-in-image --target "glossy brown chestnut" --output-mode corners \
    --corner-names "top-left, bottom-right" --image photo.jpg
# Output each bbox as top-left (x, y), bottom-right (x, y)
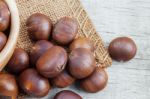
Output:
top-left (69, 37), bottom-right (94, 52)
top-left (0, 32), bottom-right (7, 51)
top-left (51, 71), bottom-right (75, 88)
top-left (54, 90), bottom-right (82, 99)
top-left (0, 73), bottom-right (18, 99)
top-left (0, 1), bottom-right (10, 31)
top-left (6, 48), bottom-right (29, 74)
top-left (109, 37), bottom-right (137, 61)
top-left (30, 40), bottom-right (53, 65)
top-left (68, 48), bottom-right (96, 79)
top-left (18, 68), bottom-right (50, 97)
top-left (36, 46), bottom-right (67, 78)
top-left (52, 17), bottom-right (78, 45)
top-left (80, 68), bottom-right (108, 93)
top-left (26, 13), bottom-right (52, 41)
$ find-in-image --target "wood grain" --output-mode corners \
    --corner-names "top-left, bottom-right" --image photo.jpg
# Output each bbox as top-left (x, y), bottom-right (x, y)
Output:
top-left (81, 0), bottom-right (150, 99)
top-left (26, 0), bottom-right (150, 99)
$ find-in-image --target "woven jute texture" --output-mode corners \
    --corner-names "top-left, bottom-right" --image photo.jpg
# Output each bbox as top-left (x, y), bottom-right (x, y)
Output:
top-left (15, 0), bottom-right (112, 68)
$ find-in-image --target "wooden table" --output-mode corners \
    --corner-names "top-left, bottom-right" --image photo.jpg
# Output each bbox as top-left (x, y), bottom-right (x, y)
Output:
top-left (81, 0), bottom-right (150, 99)
top-left (41, 0), bottom-right (150, 99)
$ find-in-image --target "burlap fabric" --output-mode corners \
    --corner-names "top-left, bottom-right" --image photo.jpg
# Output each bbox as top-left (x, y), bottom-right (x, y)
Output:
top-left (15, 0), bottom-right (112, 68)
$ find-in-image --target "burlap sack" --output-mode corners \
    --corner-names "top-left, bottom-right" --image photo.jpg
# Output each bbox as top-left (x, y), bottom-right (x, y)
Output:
top-left (15, 0), bottom-right (112, 68)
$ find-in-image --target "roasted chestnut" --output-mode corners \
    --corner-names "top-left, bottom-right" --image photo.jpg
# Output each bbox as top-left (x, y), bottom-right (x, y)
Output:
top-left (0, 1), bottom-right (10, 31)
top-left (0, 32), bottom-right (7, 51)
top-left (80, 68), bottom-right (108, 93)
top-left (36, 46), bottom-right (67, 78)
top-left (69, 37), bottom-right (94, 52)
top-left (0, 73), bottom-right (18, 99)
top-left (68, 48), bottom-right (96, 79)
top-left (26, 13), bottom-right (52, 41)
top-left (54, 90), bottom-right (82, 99)
top-left (51, 71), bottom-right (75, 88)
top-left (6, 48), bottom-right (29, 74)
top-left (52, 17), bottom-right (78, 45)
top-left (109, 37), bottom-right (137, 61)
top-left (18, 68), bottom-right (50, 97)
top-left (30, 40), bottom-right (53, 65)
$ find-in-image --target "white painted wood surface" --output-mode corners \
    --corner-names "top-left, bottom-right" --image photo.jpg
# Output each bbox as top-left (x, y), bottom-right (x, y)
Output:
top-left (28, 0), bottom-right (150, 99)
top-left (81, 0), bottom-right (150, 99)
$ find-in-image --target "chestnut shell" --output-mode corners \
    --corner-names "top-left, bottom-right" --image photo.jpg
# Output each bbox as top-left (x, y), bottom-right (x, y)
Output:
top-left (69, 37), bottom-right (94, 52)
top-left (7, 48), bottom-right (29, 74)
top-left (0, 1), bottom-right (10, 31)
top-left (51, 71), bottom-right (75, 88)
top-left (30, 40), bottom-right (53, 66)
top-left (109, 37), bottom-right (137, 61)
top-left (52, 17), bottom-right (78, 45)
top-left (26, 13), bottom-right (52, 41)
top-left (36, 46), bottom-right (67, 78)
top-left (54, 90), bottom-right (82, 99)
top-left (0, 73), bottom-right (18, 99)
top-left (0, 32), bottom-right (7, 51)
top-left (68, 48), bottom-right (96, 79)
top-left (18, 68), bottom-right (50, 97)
top-left (80, 68), bottom-right (108, 93)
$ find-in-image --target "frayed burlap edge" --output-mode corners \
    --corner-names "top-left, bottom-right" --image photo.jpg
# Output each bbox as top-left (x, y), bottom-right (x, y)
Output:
top-left (16, 0), bottom-right (112, 68)
top-left (15, 0), bottom-right (112, 98)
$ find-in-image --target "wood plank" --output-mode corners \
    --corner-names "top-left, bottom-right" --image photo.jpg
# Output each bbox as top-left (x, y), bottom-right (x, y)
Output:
top-left (81, 0), bottom-right (150, 99)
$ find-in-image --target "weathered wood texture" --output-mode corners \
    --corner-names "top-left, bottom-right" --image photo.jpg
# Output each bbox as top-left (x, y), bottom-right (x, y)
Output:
top-left (27, 0), bottom-right (150, 99)
top-left (81, 0), bottom-right (150, 99)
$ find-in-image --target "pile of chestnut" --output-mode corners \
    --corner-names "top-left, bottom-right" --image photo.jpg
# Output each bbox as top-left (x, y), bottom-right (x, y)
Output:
top-left (0, 3), bottom-right (137, 98)
top-left (0, 13), bottom-right (108, 99)
top-left (0, 1), bottom-right (10, 52)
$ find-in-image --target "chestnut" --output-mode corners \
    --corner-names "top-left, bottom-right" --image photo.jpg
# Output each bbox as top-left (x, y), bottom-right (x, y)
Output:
top-left (68, 48), bottom-right (96, 79)
top-left (6, 48), bottom-right (29, 74)
top-left (52, 17), bottom-right (78, 45)
top-left (69, 37), bottom-right (94, 52)
top-left (30, 40), bottom-right (53, 65)
top-left (26, 13), bottom-right (52, 41)
top-left (51, 71), bottom-right (75, 88)
top-left (80, 68), bottom-right (108, 93)
top-left (54, 90), bottom-right (82, 99)
top-left (18, 68), bottom-right (50, 97)
top-left (0, 1), bottom-right (10, 31)
top-left (36, 46), bottom-right (67, 78)
top-left (109, 37), bottom-right (137, 61)
top-left (0, 73), bottom-right (18, 99)
top-left (0, 32), bottom-right (7, 51)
